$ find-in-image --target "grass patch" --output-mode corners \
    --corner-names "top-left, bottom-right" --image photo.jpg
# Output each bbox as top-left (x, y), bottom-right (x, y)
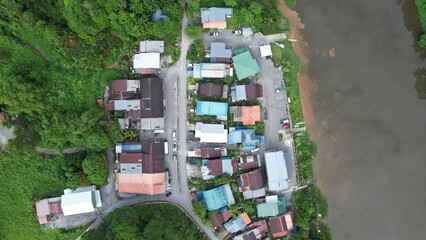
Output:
top-left (278, 132), bottom-right (283, 141)
top-left (285, 0), bottom-right (297, 8)
top-left (271, 40), bottom-right (304, 124)
top-left (415, 0), bottom-right (426, 47)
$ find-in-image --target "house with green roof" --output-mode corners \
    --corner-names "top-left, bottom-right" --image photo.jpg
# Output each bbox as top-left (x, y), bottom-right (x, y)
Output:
top-left (257, 195), bottom-right (286, 217)
top-left (231, 47), bottom-right (260, 80)
top-left (196, 184), bottom-right (236, 211)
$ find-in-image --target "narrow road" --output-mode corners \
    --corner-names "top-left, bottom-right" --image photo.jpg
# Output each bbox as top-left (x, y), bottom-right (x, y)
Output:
top-left (78, 12), bottom-right (217, 240)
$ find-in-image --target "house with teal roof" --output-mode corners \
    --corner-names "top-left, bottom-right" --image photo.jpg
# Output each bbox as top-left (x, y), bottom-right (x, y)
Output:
top-left (197, 184), bottom-right (235, 211)
top-left (257, 195), bottom-right (286, 217)
top-left (196, 101), bottom-right (228, 117)
top-left (231, 47), bottom-right (260, 80)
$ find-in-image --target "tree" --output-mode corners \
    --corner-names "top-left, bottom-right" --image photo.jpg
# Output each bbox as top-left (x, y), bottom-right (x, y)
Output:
top-left (192, 199), bottom-right (207, 220)
top-left (82, 152), bottom-right (108, 186)
top-left (418, 33), bottom-right (426, 48)
top-left (185, 23), bottom-right (202, 39)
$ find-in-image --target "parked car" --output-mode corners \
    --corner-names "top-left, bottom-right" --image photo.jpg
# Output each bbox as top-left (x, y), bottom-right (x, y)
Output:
top-left (189, 109), bottom-right (196, 113)
top-left (282, 123), bottom-right (290, 129)
top-left (173, 153), bottom-right (177, 161)
top-left (250, 148), bottom-right (260, 153)
top-left (280, 118), bottom-right (290, 124)
top-left (232, 29), bottom-right (241, 35)
top-left (172, 131), bottom-right (176, 140)
top-left (166, 192), bottom-right (172, 197)
top-left (209, 31), bottom-right (219, 37)
top-left (190, 191), bottom-right (197, 196)
top-left (173, 143), bottom-right (177, 151)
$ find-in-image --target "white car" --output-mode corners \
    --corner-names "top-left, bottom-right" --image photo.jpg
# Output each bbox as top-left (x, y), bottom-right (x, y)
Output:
top-left (209, 31), bottom-right (219, 37)
top-left (172, 131), bottom-right (176, 140)
top-left (232, 30), bottom-right (241, 35)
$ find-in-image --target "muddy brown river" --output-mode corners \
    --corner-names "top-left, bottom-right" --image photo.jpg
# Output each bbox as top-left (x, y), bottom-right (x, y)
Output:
top-left (294, 0), bottom-right (426, 239)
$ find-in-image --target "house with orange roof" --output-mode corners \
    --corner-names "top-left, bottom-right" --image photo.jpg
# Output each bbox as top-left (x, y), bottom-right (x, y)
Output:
top-left (201, 8), bottom-right (233, 29)
top-left (117, 141), bottom-right (168, 195)
top-left (224, 212), bottom-right (251, 233)
top-left (230, 106), bottom-right (261, 125)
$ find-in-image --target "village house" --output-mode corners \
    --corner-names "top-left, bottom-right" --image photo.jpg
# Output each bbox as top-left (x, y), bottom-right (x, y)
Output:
top-left (196, 184), bottom-right (235, 211)
top-left (265, 151), bottom-right (289, 191)
top-left (201, 7), bottom-right (233, 29)
top-left (232, 47), bottom-right (260, 80)
top-left (233, 220), bottom-right (268, 240)
top-left (210, 209), bottom-right (232, 229)
top-left (188, 147), bottom-right (227, 158)
top-left (197, 82), bottom-right (227, 98)
top-left (201, 157), bottom-right (237, 180)
top-left (230, 84), bottom-right (263, 102)
top-left (193, 63), bottom-right (233, 78)
top-left (257, 195), bottom-right (286, 217)
top-left (224, 212), bottom-right (251, 233)
top-left (236, 169), bottom-right (266, 200)
top-left (268, 212), bottom-right (295, 238)
top-left (195, 122), bottom-right (228, 143)
top-left (230, 106), bottom-right (261, 125)
top-left (208, 42), bottom-right (232, 63)
top-left (238, 154), bottom-right (262, 170)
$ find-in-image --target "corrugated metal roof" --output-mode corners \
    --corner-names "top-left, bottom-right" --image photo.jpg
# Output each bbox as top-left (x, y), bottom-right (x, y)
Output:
top-left (117, 173), bottom-right (166, 195)
top-left (139, 40), bottom-right (164, 53)
top-left (195, 123), bottom-right (228, 143)
top-left (193, 63), bottom-right (229, 78)
top-left (257, 196), bottom-right (286, 217)
top-left (120, 163), bottom-right (142, 174)
top-left (198, 82), bottom-right (224, 97)
top-left (268, 212), bottom-right (294, 238)
top-left (265, 151), bottom-right (289, 191)
top-left (201, 8), bottom-right (233, 23)
top-left (61, 191), bottom-right (95, 216)
top-left (242, 106), bottom-right (261, 125)
top-left (196, 101), bottom-right (228, 116)
top-left (211, 42), bottom-right (232, 58)
top-left (133, 53), bottom-right (160, 69)
top-left (232, 49), bottom-right (260, 80)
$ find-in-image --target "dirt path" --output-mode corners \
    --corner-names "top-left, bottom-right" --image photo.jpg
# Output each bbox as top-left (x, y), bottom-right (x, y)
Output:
top-left (35, 146), bottom-right (86, 155)
top-left (105, 63), bottom-right (119, 69)
top-left (24, 41), bottom-right (49, 61)
top-left (108, 29), bottom-right (124, 43)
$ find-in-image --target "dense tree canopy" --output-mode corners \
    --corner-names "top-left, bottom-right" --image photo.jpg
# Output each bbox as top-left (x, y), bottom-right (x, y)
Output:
top-left (84, 205), bottom-right (208, 240)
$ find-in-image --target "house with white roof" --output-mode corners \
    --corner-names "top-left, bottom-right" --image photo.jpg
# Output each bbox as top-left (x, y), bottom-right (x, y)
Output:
top-left (195, 122), bottom-right (228, 143)
top-left (264, 151), bottom-right (289, 191)
top-left (60, 186), bottom-right (102, 216)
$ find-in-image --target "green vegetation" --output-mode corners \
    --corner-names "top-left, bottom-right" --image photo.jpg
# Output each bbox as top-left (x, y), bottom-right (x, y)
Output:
top-left (191, 0), bottom-right (288, 34)
top-left (278, 132), bottom-right (284, 141)
top-left (188, 39), bottom-right (207, 62)
top-left (291, 186), bottom-right (331, 240)
top-left (255, 120), bottom-right (265, 135)
top-left (0, 1), bottom-right (183, 239)
top-left (294, 132), bottom-right (317, 183)
top-left (83, 204), bottom-right (208, 240)
top-left (271, 40), bottom-right (303, 124)
top-left (185, 23), bottom-right (203, 39)
top-left (285, 0), bottom-right (298, 8)
top-left (189, 175), bottom-right (236, 190)
top-left (0, 147), bottom-right (100, 239)
top-left (415, 0), bottom-right (426, 47)
top-left (82, 152), bottom-right (108, 186)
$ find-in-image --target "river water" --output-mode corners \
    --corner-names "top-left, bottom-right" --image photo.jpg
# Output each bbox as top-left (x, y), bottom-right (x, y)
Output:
top-left (293, 0), bottom-right (426, 239)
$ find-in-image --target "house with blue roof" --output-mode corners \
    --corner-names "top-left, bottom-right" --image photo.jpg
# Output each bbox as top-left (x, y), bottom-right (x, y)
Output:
top-left (196, 101), bottom-right (228, 117)
top-left (197, 184), bottom-right (235, 211)
top-left (224, 212), bottom-right (251, 233)
top-left (227, 127), bottom-right (264, 148)
top-left (265, 151), bottom-right (289, 191)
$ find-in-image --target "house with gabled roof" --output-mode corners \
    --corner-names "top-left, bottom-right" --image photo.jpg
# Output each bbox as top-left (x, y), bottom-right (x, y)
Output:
top-left (233, 220), bottom-right (268, 240)
top-left (238, 154), bottom-right (262, 170)
top-left (224, 212), bottom-right (251, 233)
top-left (201, 8), bottom-right (233, 29)
top-left (197, 82), bottom-right (225, 98)
top-left (196, 101), bottom-right (228, 117)
top-left (268, 212), bottom-right (295, 238)
top-left (201, 157), bottom-right (237, 180)
top-left (237, 169), bottom-right (266, 200)
top-left (230, 106), bottom-right (261, 125)
top-left (117, 141), bottom-right (169, 195)
top-left (257, 195), bottom-right (286, 217)
top-left (265, 151), bottom-right (289, 191)
top-left (210, 209), bottom-right (232, 229)
top-left (231, 84), bottom-right (263, 102)
top-left (139, 40), bottom-right (164, 53)
top-left (197, 184), bottom-right (235, 211)
top-left (195, 122), bottom-right (228, 143)
top-left (209, 42), bottom-right (232, 63)
top-left (232, 47), bottom-right (260, 80)
top-left (228, 127), bottom-right (264, 148)
top-left (193, 63), bottom-right (233, 78)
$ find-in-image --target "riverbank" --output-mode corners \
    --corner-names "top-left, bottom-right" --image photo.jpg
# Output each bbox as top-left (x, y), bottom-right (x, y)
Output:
top-left (276, 1), bottom-right (332, 239)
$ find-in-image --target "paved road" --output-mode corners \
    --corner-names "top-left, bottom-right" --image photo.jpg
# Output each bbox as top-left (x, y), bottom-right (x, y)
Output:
top-left (77, 12), bottom-right (217, 240)
top-left (200, 30), bottom-right (298, 201)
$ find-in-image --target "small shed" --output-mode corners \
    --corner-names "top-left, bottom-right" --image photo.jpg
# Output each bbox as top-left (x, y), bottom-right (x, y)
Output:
top-left (260, 44), bottom-right (272, 58)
